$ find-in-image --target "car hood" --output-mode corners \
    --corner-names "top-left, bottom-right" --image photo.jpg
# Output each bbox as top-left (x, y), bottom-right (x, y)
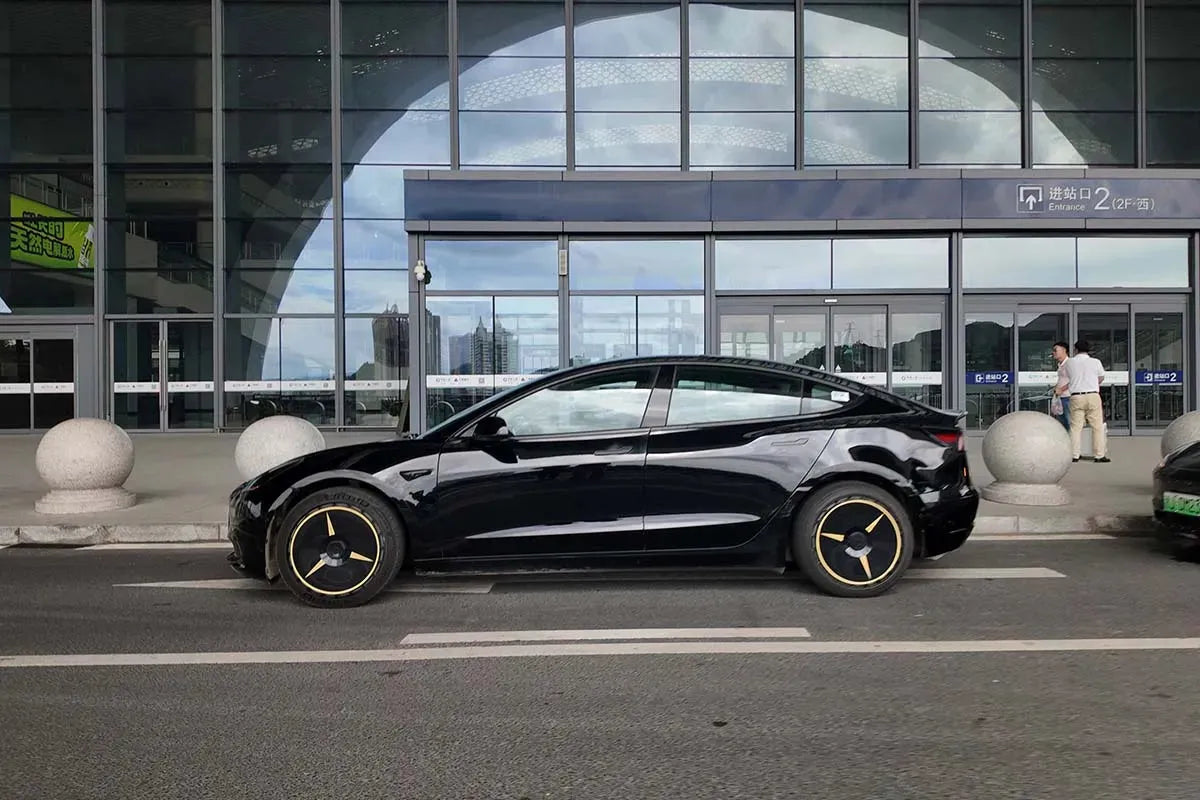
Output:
top-left (234, 435), bottom-right (441, 496)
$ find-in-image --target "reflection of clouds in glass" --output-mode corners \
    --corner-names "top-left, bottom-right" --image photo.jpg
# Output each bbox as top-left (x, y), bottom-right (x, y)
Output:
top-left (804, 111), bottom-right (907, 165)
top-left (919, 111), bottom-right (1020, 166)
top-left (458, 2), bottom-right (564, 57)
top-left (690, 113), bottom-right (794, 167)
top-left (459, 111), bottom-right (567, 166)
top-left (1076, 237), bottom-right (1189, 288)
top-left (921, 59), bottom-right (1019, 111)
top-left (962, 236), bottom-right (1076, 288)
top-left (689, 3), bottom-right (794, 57)
top-left (574, 5), bottom-right (681, 58)
top-left (575, 58), bottom-right (680, 111)
top-left (569, 239), bottom-right (703, 290)
top-left (459, 57), bottom-right (565, 111)
top-left (805, 58), bottom-right (907, 111)
top-left (293, 219), bottom-right (333, 269)
top-left (715, 239), bottom-right (832, 290)
top-left (343, 165), bottom-right (407, 219)
top-left (344, 219), bottom-right (407, 268)
top-left (274, 269), bottom-right (335, 314)
top-left (276, 318), bottom-right (335, 381)
top-left (833, 238), bottom-right (948, 289)
top-left (689, 59), bottom-right (794, 112)
top-left (804, 6), bottom-right (908, 58)
top-left (425, 239), bottom-right (559, 291)
top-left (345, 270), bottom-right (408, 314)
top-left (575, 113), bottom-right (680, 166)
top-left (351, 110), bottom-right (451, 165)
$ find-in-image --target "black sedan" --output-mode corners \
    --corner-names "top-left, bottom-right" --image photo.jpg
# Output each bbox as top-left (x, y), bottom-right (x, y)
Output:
top-left (1152, 441), bottom-right (1200, 550)
top-left (228, 356), bottom-right (979, 608)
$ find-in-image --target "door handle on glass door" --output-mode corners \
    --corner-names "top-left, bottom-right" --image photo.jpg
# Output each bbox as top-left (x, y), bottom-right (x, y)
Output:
top-left (594, 444), bottom-right (633, 456)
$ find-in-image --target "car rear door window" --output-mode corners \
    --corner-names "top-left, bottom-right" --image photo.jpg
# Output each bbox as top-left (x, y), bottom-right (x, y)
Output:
top-left (498, 367), bottom-right (658, 436)
top-left (666, 365), bottom-right (807, 425)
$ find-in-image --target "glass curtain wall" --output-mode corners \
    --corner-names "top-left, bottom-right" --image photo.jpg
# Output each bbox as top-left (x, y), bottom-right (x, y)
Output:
top-left (1146, 0), bottom-right (1200, 166)
top-left (222, 0), bottom-right (336, 427)
top-left (1, 0), bottom-right (96, 315)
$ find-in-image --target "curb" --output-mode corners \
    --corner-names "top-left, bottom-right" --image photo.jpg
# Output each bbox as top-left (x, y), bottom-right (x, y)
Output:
top-left (0, 515), bottom-right (1158, 546)
top-left (2, 524), bottom-right (226, 546)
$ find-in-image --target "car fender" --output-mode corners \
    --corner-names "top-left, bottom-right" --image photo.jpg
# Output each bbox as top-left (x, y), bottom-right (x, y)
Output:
top-left (263, 468), bottom-right (425, 581)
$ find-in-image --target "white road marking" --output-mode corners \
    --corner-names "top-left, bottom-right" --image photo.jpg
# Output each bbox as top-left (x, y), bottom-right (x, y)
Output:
top-left (81, 543), bottom-right (231, 551)
top-left (908, 567), bottom-right (1064, 579)
top-left (401, 627), bottom-right (811, 644)
top-left (4, 637), bottom-right (1199, 669)
top-left (113, 578), bottom-right (495, 594)
top-left (970, 534), bottom-right (1115, 542)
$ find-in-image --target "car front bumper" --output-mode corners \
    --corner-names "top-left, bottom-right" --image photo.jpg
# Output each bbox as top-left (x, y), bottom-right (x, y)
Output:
top-left (227, 485), bottom-right (269, 576)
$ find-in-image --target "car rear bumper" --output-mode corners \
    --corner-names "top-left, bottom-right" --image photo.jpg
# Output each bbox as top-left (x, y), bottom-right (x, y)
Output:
top-left (919, 489), bottom-right (979, 558)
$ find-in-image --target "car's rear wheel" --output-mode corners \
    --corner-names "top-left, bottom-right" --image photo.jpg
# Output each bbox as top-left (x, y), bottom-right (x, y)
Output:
top-left (793, 481), bottom-right (914, 598)
top-left (274, 486), bottom-right (405, 608)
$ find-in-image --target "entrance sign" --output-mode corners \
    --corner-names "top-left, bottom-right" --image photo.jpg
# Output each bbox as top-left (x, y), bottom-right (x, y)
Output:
top-left (406, 174), bottom-right (1200, 224)
top-left (967, 372), bottom-right (1013, 385)
top-left (1136, 370), bottom-right (1183, 385)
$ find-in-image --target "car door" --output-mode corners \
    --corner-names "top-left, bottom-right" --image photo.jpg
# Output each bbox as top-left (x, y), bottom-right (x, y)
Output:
top-left (643, 364), bottom-right (842, 552)
top-left (433, 365), bottom-right (661, 560)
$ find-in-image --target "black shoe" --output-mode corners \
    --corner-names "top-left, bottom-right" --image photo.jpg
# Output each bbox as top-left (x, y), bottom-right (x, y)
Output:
top-left (1095, 457), bottom-right (1111, 463)
top-left (1072, 457), bottom-right (1080, 462)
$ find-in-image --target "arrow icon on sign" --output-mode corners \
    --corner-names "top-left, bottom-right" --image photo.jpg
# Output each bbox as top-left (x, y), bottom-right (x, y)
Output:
top-left (1017, 185), bottom-right (1044, 213)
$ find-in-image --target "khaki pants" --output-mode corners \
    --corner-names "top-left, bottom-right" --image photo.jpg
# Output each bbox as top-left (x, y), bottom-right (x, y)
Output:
top-left (1068, 393), bottom-right (1106, 459)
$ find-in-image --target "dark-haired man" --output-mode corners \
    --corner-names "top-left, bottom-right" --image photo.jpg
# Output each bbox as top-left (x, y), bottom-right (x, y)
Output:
top-left (1059, 340), bottom-right (1109, 463)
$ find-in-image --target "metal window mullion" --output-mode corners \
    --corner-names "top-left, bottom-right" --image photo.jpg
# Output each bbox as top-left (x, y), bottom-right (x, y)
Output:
top-left (950, 231), bottom-right (963, 412)
top-left (559, 234), bottom-right (571, 366)
top-left (92, 0), bottom-right (107, 421)
top-left (212, 0), bottom-right (226, 429)
top-left (1135, 0), bottom-right (1147, 168)
top-left (411, 234), bottom-right (426, 434)
top-left (704, 233), bottom-right (715, 354)
top-left (680, 0), bottom-right (689, 170)
top-left (449, 0), bottom-right (460, 169)
top-left (1192, 233), bottom-right (1199, 413)
top-left (565, 0), bottom-right (576, 170)
top-left (331, 0), bottom-right (345, 427)
top-left (908, 0), bottom-right (919, 168)
top-left (796, 0), bottom-right (804, 169)
top-left (1022, 0), bottom-right (1033, 167)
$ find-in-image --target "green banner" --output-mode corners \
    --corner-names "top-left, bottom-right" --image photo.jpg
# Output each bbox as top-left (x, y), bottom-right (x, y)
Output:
top-left (10, 194), bottom-right (95, 271)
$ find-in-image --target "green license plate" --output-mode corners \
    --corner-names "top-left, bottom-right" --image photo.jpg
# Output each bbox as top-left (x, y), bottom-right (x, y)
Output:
top-left (1163, 491), bottom-right (1200, 517)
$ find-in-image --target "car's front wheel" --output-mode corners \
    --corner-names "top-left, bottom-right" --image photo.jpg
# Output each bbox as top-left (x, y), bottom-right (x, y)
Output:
top-left (793, 481), bottom-right (914, 598)
top-left (274, 486), bottom-right (405, 608)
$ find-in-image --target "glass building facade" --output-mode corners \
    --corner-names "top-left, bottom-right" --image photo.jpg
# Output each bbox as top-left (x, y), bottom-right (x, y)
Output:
top-left (1, 0), bottom-right (1197, 435)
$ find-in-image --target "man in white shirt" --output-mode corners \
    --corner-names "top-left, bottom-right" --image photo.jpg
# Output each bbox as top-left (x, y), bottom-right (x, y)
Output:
top-left (1058, 340), bottom-right (1109, 463)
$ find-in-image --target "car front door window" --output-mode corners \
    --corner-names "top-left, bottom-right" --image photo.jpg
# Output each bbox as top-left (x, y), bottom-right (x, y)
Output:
top-left (495, 367), bottom-right (658, 436)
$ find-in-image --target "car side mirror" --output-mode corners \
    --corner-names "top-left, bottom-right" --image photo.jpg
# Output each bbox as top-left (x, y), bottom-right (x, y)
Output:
top-left (473, 416), bottom-right (512, 441)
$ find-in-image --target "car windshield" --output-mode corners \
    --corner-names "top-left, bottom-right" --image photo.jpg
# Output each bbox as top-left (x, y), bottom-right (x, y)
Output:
top-left (419, 380), bottom-right (537, 439)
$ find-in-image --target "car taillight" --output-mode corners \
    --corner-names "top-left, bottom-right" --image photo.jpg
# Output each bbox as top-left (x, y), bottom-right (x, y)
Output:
top-left (934, 431), bottom-right (965, 451)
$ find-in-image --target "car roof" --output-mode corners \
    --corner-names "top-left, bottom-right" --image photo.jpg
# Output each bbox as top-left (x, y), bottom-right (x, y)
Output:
top-left (564, 354), bottom-right (874, 391)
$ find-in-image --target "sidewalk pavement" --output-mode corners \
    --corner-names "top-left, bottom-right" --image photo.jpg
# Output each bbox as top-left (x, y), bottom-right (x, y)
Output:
top-left (0, 431), bottom-right (1164, 545)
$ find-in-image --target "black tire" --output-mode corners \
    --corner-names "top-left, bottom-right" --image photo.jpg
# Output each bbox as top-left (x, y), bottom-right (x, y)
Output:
top-left (274, 486), bottom-right (405, 609)
top-left (792, 481), bottom-right (914, 598)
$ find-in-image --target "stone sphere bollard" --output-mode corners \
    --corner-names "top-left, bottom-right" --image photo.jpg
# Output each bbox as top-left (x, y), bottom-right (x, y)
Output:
top-left (234, 415), bottom-right (326, 481)
top-left (1160, 411), bottom-right (1200, 457)
top-left (980, 411), bottom-right (1072, 506)
top-left (35, 418), bottom-right (137, 514)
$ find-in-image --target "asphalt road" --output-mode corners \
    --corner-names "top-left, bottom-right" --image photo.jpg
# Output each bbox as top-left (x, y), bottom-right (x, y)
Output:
top-left (0, 534), bottom-right (1197, 800)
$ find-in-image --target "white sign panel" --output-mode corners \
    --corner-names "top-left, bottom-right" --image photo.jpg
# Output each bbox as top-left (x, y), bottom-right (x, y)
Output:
top-left (33, 382), bottom-right (74, 394)
top-left (113, 382), bottom-right (159, 394)
top-left (346, 380), bottom-right (408, 391)
top-left (838, 372), bottom-right (888, 386)
top-left (167, 381), bottom-right (214, 393)
top-left (224, 381), bottom-right (280, 392)
top-left (281, 380), bottom-right (335, 392)
top-left (892, 371), bottom-right (943, 386)
top-left (0, 383), bottom-right (31, 395)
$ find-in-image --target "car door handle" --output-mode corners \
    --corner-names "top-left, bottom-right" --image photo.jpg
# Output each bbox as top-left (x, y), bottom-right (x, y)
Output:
top-left (771, 437), bottom-right (810, 447)
top-left (594, 444), bottom-right (633, 455)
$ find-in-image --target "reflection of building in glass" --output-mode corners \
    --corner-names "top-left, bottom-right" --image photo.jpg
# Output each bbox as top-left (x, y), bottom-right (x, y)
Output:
top-left (448, 317), bottom-right (516, 374)
top-left (348, 307), bottom-right (442, 380)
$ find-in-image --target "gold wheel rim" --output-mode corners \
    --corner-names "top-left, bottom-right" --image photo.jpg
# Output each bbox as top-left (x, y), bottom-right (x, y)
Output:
top-left (814, 498), bottom-right (903, 587)
top-left (287, 505), bottom-right (382, 597)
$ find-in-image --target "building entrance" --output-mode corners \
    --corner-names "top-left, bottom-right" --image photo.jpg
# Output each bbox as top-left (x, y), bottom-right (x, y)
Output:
top-left (0, 326), bottom-right (88, 431)
top-left (716, 297), bottom-right (946, 409)
top-left (964, 300), bottom-right (1187, 434)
